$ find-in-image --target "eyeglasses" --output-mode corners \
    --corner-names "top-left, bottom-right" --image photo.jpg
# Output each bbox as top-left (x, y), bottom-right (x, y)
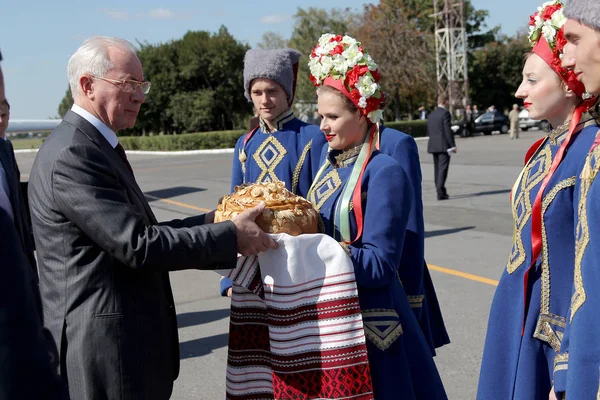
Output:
top-left (91, 75), bottom-right (151, 94)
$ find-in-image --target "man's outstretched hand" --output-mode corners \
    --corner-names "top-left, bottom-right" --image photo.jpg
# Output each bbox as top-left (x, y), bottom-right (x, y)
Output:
top-left (231, 202), bottom-right (278, 256)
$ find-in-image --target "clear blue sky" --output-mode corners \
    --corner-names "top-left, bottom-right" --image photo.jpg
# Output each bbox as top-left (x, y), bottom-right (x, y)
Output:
top-left (2, 0), bottom-right (539, 119)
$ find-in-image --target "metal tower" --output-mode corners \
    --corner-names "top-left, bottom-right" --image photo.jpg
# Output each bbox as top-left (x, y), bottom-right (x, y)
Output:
top-left (433, 0), bottom-right (469, 114)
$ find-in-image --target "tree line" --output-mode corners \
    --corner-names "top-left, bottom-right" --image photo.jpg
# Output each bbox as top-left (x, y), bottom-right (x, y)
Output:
top-left (58, 0), bottom-right (532, 136)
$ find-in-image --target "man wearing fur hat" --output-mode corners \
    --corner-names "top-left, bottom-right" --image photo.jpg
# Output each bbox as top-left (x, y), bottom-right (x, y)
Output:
top-left (220, 48), bottom-right (326, 296)
top-left (553, 1), bottom-right (600, 398)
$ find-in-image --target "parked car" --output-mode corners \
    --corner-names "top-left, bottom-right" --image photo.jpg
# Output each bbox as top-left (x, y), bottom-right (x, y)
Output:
top-left (473, 110), bottom-right (510, 135)
top-left (519, 109), bottom-right (550, 131)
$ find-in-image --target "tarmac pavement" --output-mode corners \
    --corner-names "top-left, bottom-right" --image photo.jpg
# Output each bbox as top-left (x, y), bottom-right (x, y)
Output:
top-left (15, 128), bottom-right (547, 399)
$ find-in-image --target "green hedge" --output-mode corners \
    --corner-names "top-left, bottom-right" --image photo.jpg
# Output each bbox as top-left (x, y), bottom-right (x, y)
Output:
top-left (119, 129), bottom-right (245, 151)
top-left (118, 121), bottom-right (428, 151)
top-left (382, 120), bottom-right (428, 138)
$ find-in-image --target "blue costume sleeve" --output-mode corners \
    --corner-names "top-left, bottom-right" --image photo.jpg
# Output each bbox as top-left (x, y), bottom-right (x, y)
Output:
top-left (220, 276), bottom-right (233, 297)
top-left (230, 135), bottom-right (245, 193)
top-left (349, 162), bottom-right (412, 288)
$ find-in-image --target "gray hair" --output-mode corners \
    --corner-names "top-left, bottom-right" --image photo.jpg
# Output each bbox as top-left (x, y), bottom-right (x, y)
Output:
top-left (68, 36), bottom-right (136, 98)
top-left (565, 0), bottom-right (600, 31)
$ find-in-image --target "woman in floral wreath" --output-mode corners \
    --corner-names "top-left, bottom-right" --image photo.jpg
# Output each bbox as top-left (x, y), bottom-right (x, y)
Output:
top-left (307, 34), bottom-right (447, 400)
top-left (477, 1), bottom-right (599, 399)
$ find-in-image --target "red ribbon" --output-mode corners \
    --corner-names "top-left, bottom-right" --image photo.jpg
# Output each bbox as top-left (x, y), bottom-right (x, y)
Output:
top-left (521, 104), bottom-right (590, 335)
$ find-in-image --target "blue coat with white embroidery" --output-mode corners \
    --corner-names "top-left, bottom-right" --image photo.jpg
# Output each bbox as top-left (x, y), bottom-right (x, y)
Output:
top-left (553, 125), bottom-right (600, 400)
top-left (378, 125), bottom-right (450, 353)
top-left (477, 116), bottom-right (599, 400)
top-left (308, 147), bottom-right (447, 400)
top-left (220, 111), bottom-right (326, 295)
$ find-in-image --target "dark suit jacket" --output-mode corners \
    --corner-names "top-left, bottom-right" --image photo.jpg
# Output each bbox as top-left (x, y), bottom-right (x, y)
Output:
top-left (0, 207), bottom-right (68, 400)
top-left (0, 139), bottom-right (36, 271)
top-left (426, 106), bottom-right (456, 154)
top-left (28, 110), bottom-right (238, 400)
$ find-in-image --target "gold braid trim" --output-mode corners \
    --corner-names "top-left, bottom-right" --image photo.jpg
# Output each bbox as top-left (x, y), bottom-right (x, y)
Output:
top-left (553, 353), bottom-right (569, 373)
top-left (362, 309), bottom-right (403, 351)
top-left (540, 177), bottom-right (576, 315)
top-left (533, 313), bottom-right (566, 353)
top-left (407, 295), bottom-right (424, 309)
top-left (291, 139), bottom-right (312, 195)
top-left (570, 144), bottom-right (600, 321)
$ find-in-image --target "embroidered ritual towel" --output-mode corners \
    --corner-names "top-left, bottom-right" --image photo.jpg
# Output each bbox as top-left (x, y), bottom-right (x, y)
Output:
top-left (216, 233), bottom-right (374, 400)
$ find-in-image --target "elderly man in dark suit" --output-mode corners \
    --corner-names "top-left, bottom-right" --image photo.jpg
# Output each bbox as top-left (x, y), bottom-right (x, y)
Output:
top-left (28, 36), bottom-right (276, 400)
top-left (427, 95), bottom-right (457, 200)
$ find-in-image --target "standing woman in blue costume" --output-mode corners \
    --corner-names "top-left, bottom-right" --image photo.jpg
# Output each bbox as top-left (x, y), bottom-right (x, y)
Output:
top-left (552, 0), bottom-right (600, 397)
top-left (377, 119), bottom-right (450, 353)
top-left (307, 34), bottom-right (446, 400)
top-left (220, 48), bottom-right (327, 296)
top-left (477, 2), bottom-right (599, 399)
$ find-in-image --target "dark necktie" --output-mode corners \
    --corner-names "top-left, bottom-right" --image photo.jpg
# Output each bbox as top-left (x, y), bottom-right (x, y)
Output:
top-left (114, 143), bottom-right (134, 175)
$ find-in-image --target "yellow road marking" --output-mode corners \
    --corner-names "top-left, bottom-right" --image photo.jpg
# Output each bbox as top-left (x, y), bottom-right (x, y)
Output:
top-left (428, 264), bottom-right (499, 287)
top-left (145, 195), bottom-right (500, 288)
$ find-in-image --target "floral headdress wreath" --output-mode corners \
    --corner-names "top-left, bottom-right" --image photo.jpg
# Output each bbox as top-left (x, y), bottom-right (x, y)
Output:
top-left (308, 34), bottom-right (384, 124)
top-left (528, 0), bottom-right (585, 97)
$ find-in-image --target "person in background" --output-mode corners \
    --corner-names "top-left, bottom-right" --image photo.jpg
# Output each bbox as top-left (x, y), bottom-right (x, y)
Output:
top-left (427, 95), bottom-right (457, 200)
top-left (509, 103), bottom-right (520, 139)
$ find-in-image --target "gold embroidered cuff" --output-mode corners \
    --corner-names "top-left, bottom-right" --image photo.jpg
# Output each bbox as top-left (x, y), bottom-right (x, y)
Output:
top-left (407, 295), bottom-right (425, 309)
top-left (533, 314), bottom-right (566, 353)
top-left (554, 352), bottom-right (568, 373)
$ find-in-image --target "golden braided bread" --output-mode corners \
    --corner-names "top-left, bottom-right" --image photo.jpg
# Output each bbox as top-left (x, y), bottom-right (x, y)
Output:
top-left (215, 181), bottom-right (319, 236)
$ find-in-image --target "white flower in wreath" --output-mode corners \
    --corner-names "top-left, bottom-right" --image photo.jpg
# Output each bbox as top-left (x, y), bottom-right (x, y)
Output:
top-left (367, 109), bottom-right (384, 124)
top-left (320, 55), bottom-right (333, 71)
top-left (357, 75), bottom-right (378, 98)
top-left (321, 41), bottom-right (338, 54)
top-left (332, 54), bottom-right (350, 75)
top-left (318, 34), bottom-right (335, 47)
top-left (341, 35), bottom-right (358, 47)
top-left (542, 23), bottom-right (557, 45)
top-left (538, 1), bottom-right (555, 12)
top-left (315, 46), bottom-right (328, 57)
top-left (358, 96), bottom-right (367, 109)
top-left (365, 54), bottom-right (378, 71)
top-left (342, 44), bottom-right (364, 66)
top-left (550, 9), bottom-right (566, 28)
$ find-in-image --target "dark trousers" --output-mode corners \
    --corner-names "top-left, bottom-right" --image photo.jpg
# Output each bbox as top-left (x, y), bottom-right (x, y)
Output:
top-left (432, 152), bottom-right (450, 197)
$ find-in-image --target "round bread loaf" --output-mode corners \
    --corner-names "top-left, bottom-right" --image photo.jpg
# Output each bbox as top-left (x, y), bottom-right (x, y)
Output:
top-left (214, 181), bottom-right (319, 236)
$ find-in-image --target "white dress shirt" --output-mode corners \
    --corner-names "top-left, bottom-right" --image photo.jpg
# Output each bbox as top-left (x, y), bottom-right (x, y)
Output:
top-left (71, 104), bottom-right (119, 148)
